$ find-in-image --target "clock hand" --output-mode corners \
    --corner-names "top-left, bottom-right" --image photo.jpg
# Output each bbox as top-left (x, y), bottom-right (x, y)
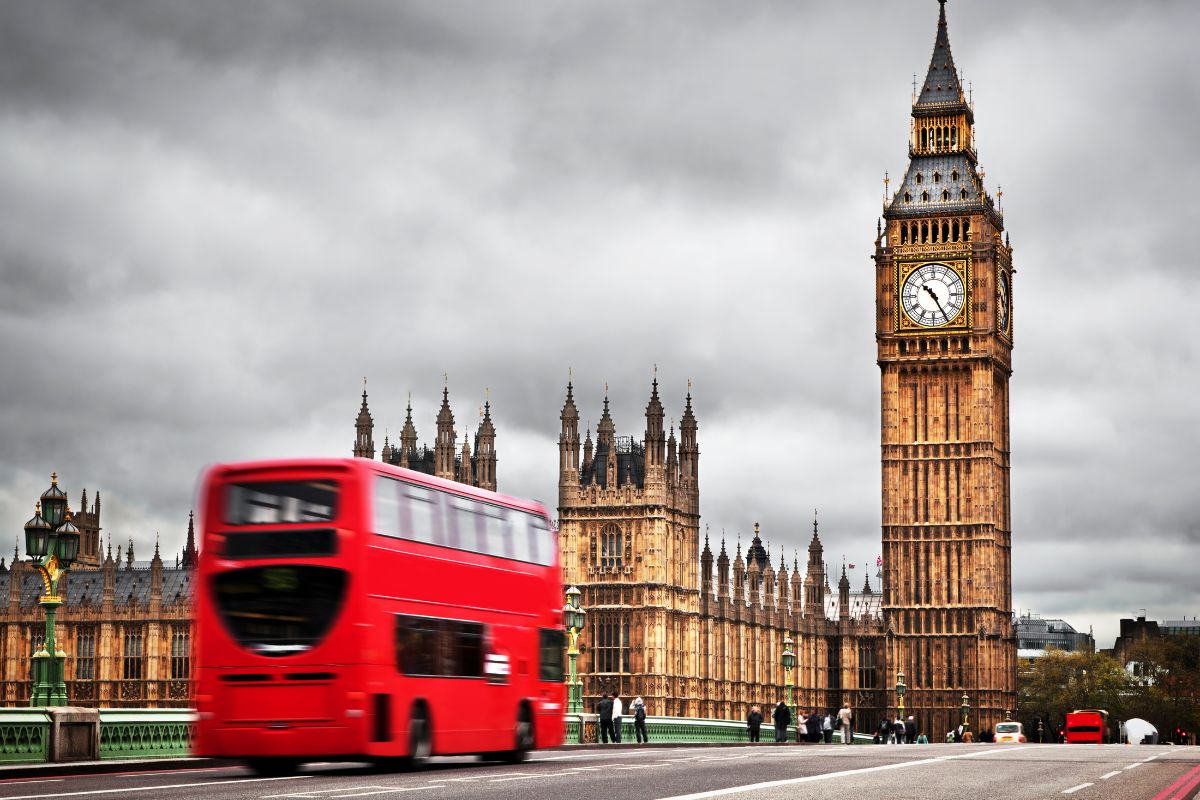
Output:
top-left (923, 284), bottom-right (950, 320)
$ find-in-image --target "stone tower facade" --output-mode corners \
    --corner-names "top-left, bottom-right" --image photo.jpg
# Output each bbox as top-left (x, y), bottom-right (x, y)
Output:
top-left (356, 384), bottom-right (498, 491)
top-left (559, 379), bottom-right (887, 721)
top-left (876, 0), bottom-right (1016, 736)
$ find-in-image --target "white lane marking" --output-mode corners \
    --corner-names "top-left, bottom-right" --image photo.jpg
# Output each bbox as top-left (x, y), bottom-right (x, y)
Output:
top-left (1062, 784), bottom-right (1093, 795)
top-left (441, 777), bottom-right (481, 782)
top-left (1143, 755), bottom-right (1159, 762)
top-left (326, 789), bottom-right (444, 798)
top-left (1124, 762), bottom-right (1143, 770)
top-left (1100, 771), bottom-right (1122, 780)
top-left (653, 746), bottom-right (1044, 800)
top-left (487, 771), bottom-right (585, 782)
top-left (0, 781), bottom-right (63, 786)
top-left (0, 775), bottom-right (312, 800)
top-left (263, 788), bottom-right (394, 798)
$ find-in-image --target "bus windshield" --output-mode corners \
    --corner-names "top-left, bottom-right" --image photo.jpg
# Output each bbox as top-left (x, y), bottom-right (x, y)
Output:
top-left (213, 564), bottom-right (347, 656)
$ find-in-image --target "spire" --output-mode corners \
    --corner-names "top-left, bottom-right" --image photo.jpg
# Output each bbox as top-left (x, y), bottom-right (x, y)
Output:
top-left (916, 0), bottom-right (964, 109)
top-left (645, 368), bottom-right (665, 468)
top-left (353, 379), bottom-right (375, 459)
top-left (182, 510), bottom-right (198, 569)
top-left (126, 537), bottom-right (135, 570)
top-left (435, 379), bottom-right (457, 480)
top-left (597, 386), bottom-right (615, 449)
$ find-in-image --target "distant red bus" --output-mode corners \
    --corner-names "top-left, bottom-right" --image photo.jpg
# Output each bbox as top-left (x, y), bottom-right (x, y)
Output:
top-left (194, 458), bottom-right (565, 774)
top-left (1065, 709), bottom-right (1110, 744)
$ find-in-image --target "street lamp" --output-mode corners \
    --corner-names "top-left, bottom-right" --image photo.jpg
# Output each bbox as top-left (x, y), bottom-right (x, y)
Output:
top-left (895, 669), bottom-right (906, 725)
top-left (781, 634), bottom-right (796, 729)
top-left (24, 473), bottom-right (81, 707)
top-left (961, 692), bottom-right (971, 739)
top-left (563, 586), bottom-right (587, 714)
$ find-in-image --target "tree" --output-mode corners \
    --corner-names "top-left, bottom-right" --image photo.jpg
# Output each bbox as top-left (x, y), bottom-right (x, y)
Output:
top-left (1017, 650), bottom-right (1134, 736)
top-left (1123, 634), bottom-right (1200, 742)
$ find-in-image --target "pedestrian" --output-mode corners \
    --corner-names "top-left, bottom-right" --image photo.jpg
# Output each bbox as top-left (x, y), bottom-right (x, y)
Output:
top-left (823, 712), bottom-right (834, 744)
top-left (773, 700), bottom-right (792, 743)
top-left (838, 701), bottom-right (853, 745)
top-left (954, 723), bottom-right (964, 743)
top-left (905, 716), bottom-right (917, 744)
top-left (612, 694), bottom-right (624, 743)
top-left (598, 692), bottom-right (614, 743)
top-left (892, 718), bottom-right (906, 744)
top-left (797, 710), bottom-right (808, 744)
top-left (633, 696), bottom-right (648, 744)
top-left (878, 718), bottom-right (891, 744)
top-left (807, 710), bottom-right (822, 743)
top-left (747, 705), bottom-right (763, 742)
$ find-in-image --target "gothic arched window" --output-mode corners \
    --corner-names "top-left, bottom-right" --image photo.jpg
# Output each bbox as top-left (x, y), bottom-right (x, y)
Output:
top-left (600, 524), bottom-right (623, 570)
top-left (591, 614), bottom-right (631, 674)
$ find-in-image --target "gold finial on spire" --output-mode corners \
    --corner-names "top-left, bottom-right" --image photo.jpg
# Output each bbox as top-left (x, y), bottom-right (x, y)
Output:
top-left (604, 381), bottom-right (608, 395)
top-left (653, 363), bottom-right (658, 380)
top-left (443, 372), bottom-right (448, 387)
top-left (568, 366), bottom-right (573, 383)
top-left (50, 472), bottom-right (58, 486)
top-left (687, 378), bottom-right (693, 393)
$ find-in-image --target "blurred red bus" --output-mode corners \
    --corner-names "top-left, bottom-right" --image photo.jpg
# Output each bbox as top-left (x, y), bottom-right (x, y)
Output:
top-left (1065, 709), bottom-right (1110, 744)
top-left (193, 458), bottom-right (565, 774)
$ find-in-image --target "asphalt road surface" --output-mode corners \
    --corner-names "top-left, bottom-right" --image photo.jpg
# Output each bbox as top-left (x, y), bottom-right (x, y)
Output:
top-left (0, 744), bottom-right (1197, 800)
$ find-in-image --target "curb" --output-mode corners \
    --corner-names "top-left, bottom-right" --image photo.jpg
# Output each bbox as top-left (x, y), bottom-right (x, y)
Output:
top-left (0, 757), bottom-right (239, 781)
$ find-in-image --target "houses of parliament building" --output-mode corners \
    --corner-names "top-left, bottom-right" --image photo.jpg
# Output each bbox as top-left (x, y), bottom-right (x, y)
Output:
top-left (558, 0), bottom-right (1017, 737)
top-left (0, 480), bottom-right (197, 708)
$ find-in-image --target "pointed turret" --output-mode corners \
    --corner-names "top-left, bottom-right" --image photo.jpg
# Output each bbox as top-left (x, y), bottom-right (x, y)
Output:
top-left (582, 425), bottom-right (594, 477)
top-left (838, 561), bottom-right (851, 621)
top-left (597, 390), bottom-right (615, 450)
top-left (666, 422), bottom-right (678, 484)
top-left (644, 370), bottom-right (665, 469)
top-left (126, 537), bottom-right (135, 570)
top-left (804, 513), bottom-right (826, 615)
top-left (560, 377), bottom-right (581, 494)
top-left (434, 382), bottom-right (457, 480)
top-left (700, 527), bottom-right (713, 601)
top-left (476, 397), bottom-right (497, 491)
top-left (398, 393), bottom-right (418, 468)
top-left (679, 385), bottom-right (698, 485)
top-left (353, 380), bottom-right (375, 459)
top-left (716, 532), bottom-right (730, 600)
top-left (458, 432), bottom-right (473, 486)
top-left (381, 434), bottom-right (393, 463)
top-left (181, 510), bottom-right (198, 569)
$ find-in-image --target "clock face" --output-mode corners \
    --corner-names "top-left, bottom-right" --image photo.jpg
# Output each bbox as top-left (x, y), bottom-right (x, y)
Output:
top-left (901, 262), bottom-right (966, 327)
top-left (997, 270), bottom-right (1010, 332)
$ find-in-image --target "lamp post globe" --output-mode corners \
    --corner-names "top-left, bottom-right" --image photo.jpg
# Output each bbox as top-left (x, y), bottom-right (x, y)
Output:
top-left (24, 506), bottom-right (51, 560)
top-left (39, 473), bottom-right (68, 528)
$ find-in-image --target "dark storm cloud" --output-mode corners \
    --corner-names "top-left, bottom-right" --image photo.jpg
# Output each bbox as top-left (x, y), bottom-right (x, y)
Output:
top-left (2, 0), bottom-right (1197, 647)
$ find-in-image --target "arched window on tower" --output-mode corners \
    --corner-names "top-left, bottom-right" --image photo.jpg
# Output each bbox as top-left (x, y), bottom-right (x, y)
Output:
top-left (600, 524), bottom-right (623, 570)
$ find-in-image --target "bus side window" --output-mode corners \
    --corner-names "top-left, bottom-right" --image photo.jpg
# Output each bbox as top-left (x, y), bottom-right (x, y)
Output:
top-left (395, 615), bottom-right (440, 676)
top-left (403, 484), bottom-right (440, 546)
top-left (446, 621), bottom-right (484, 677)
top-left (528, 515), bottom-right (555, 566)
top-left (447, 496), bottom-right (481, 552)
top-left (508, 512), bottom-right (532, 563)
top-left (539, 629), bottom-right (565, 682)
top-left (479, 504), bottom-right (509, 559)
top-left (374, 477), bottom-right (403, 538)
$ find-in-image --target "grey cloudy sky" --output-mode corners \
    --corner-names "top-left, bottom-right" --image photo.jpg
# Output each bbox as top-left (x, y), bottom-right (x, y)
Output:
top-left (1, 1), bottom-right (1197, 648)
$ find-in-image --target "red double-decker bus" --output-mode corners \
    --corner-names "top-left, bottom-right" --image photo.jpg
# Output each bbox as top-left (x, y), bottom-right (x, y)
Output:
top-left (1065, 709), bottom-right (1110, 744)
top-left (193, 458), bottom-right (565, 774)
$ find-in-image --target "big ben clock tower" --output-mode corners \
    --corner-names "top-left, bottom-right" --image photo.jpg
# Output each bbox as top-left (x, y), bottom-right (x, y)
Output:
top-left (876, 0), bottom-right (1016, 737)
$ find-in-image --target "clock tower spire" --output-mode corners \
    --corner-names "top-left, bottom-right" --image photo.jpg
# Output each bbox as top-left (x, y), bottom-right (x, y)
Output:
top-left (876, 0), bottom-right (1015, 739)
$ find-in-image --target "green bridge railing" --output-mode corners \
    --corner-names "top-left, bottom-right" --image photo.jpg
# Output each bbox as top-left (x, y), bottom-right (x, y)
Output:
top-left (2, 709), bottom-right (865, 765)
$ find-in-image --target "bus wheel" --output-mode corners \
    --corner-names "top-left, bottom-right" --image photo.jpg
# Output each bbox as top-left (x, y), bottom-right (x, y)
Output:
top-left (246, 758), bottom-right (299, 777)
top-left (504, 706), bottom-right (534, 764)
top-left (407, 705), bottom-right (432, 769)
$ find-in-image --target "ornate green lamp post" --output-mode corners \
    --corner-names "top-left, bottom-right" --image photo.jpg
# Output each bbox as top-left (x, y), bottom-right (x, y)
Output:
top-left (896, 669), bottom-right (906, 725)
top-left (961, 692), bottom-right (971, 738)
top-left (25, 473), bottom-right (81, 707)
top-left (781, 634), bottom-right (796, 727)
top-left (564, 586), bottom-right (587, 714)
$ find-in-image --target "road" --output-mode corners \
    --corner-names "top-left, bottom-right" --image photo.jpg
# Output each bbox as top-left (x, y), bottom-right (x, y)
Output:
top-left (0, 744), bottom-right (1197, 800)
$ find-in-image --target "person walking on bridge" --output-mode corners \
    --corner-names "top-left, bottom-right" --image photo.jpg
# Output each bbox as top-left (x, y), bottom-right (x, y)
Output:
top-left (838, 701), bottom-right (853, 745)
top-left (773, 700), bottom-right (792, 743)
top-left (598, 692), bottom-right (614, 743)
